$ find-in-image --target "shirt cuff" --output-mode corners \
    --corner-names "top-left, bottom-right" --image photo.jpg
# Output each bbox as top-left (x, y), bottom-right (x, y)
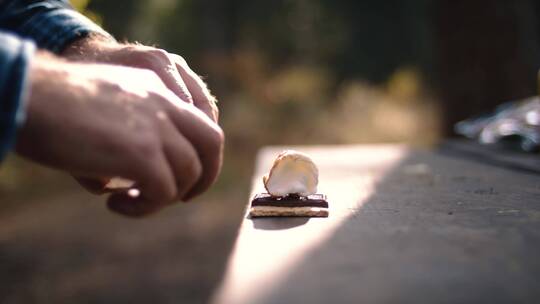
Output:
top-left (1, 1), bottom-right (114, 54)
top-left (22, 8), bottom-right (113, 53)
top-left (0, 32), bottom-right (35, 161)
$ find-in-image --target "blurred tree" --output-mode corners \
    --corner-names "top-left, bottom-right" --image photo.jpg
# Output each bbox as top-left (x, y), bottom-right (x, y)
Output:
top-left (433, 0), bottom-right (540, 134)
top-left (85, 0), bottom-right (540, 135)
top-left (70, 0), bottom-right (89, 11)
top-left (87, 0), bottom-right (146, 40)
top-left (321, 0), bottom-right (432, 83)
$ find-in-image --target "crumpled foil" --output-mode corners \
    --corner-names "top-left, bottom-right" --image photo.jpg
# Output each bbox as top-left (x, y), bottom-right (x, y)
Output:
top-left (455, 96), bottom-right (540, 152)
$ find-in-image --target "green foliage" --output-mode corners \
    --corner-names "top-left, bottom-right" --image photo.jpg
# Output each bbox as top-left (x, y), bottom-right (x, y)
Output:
top-left (70, 0), bottom-right (90, 11)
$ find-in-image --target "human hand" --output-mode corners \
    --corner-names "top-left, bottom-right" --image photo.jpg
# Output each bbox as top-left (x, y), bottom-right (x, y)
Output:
top-left (62, 35), bottom-right (219, 122)
top-left (16, 53), bottom-right (224, 216)
top-left (62, 36), bottom-right (220, 197)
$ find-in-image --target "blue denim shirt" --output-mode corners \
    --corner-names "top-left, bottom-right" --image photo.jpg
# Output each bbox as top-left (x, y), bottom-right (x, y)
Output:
top-left (0, 0), bottom-right (111, 161)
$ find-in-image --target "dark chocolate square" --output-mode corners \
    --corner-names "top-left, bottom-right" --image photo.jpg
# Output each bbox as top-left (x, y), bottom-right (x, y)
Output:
top-left (250, 193), bottom-right (329, 208)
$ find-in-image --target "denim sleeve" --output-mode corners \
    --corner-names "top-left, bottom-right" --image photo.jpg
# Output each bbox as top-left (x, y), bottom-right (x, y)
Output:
top-left (0, 31), bottom-right (34, 161)
top-left (0, 0), bottom-right (113, 53)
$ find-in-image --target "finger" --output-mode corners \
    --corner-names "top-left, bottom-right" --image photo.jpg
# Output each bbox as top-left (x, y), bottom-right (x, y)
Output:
top-left (164, 103), bottom-right (224, 200)
top-left (171, 54), bottom-right (219, 122)
top-left (125, 48), bottom-right (194, 104)
top-left (156, 64), bottom-right (194, 104)
top-left (121, 147), bottom-right (177, 206)
top-left (108, 120), bottom-right (203, 215)
top-left (150, 57), bottom-right (194, 104)
top-left (160, 118), bottom-right (203, 200)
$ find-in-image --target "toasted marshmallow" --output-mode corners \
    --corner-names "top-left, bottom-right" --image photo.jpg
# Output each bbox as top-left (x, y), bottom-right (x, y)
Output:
top-left (263, 150), bottom-right (318, 197)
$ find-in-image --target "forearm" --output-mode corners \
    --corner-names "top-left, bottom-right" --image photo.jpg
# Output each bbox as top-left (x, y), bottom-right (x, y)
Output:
top-left (0, 30), bottom-right (35, 161)
top-left (61, 32), bottom-right (116, 60)
top-left (0, 0), bottom-right (113, 53)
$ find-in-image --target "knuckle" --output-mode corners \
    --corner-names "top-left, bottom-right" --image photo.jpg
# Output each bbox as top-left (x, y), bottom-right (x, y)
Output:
top-left (132, 48), bottom-right (170, 69)
top-left (147, 90), bottom-right (175, 107)
top-left (131, 134), bottom-right (160, 161)
top-left (213, 126), bottom-right (225, 146)
top-left (210, 101), bottom-right (220, 120)
top-left (207, 126), bottom-right (225, 155)
top-left (123, 44), bottom-right (140, 54)
top-left (174, 54), bottom-right (188, 66)
top-left (148, 48), bottom-right (170, 62)
top-left (184, 159), bottom-right (203, 183)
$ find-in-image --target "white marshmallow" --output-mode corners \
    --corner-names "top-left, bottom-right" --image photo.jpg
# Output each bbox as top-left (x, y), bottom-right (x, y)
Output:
top-left (263, 150), bottom-right (318, 197)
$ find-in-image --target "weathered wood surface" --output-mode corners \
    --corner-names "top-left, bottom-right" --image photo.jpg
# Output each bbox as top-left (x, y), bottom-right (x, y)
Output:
top-left (211, 143), bottom-right (540, 304)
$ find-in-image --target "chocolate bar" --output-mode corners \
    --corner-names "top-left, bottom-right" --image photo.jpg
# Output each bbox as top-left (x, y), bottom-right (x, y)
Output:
top-left (248, 193), bottom-right (329, 218)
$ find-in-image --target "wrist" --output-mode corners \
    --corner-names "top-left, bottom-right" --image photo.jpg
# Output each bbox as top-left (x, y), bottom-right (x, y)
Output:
top-left (61, 33), bottom-right (117, 61)
top-left (27, 52), bottom-right (62, 109)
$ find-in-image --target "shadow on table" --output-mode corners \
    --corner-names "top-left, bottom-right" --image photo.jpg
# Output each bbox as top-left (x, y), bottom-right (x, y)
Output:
top-left (251, 217), bottom-right (311, 230)
top-left (0, 189), bottom-right (246, 304)
top-left (248, 147), bottom-right (540, 304)
top-left (438, 140), bottom-right (540, 176)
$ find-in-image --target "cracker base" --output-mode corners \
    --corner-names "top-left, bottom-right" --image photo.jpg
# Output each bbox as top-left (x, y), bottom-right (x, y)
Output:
top-left (249, 206), bottom-right (329, 218)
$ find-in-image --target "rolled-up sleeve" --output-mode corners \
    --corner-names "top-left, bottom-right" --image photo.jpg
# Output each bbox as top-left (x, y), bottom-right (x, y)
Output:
top-left (0, 0), bottom-right (113, 161)
top-left (0, 31), bottom-right (34, 161)
top-left (0, 0), bottom-right (113, 53)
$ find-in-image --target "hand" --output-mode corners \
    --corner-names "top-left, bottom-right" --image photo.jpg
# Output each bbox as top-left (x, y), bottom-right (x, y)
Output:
top-left (16, 53), bottom-right (224, 216)
top-left (62, 35), bottom-right (219, 122)
top-left (62, 36), bottom-right (220, 197)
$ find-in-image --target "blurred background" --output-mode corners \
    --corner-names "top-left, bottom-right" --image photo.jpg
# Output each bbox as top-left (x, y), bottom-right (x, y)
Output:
top-left (1, 0), bottom-right (540, 303)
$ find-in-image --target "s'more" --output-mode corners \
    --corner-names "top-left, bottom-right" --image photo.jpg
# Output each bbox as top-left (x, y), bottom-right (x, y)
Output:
top-left (248, 150), bottom-right (329, 218)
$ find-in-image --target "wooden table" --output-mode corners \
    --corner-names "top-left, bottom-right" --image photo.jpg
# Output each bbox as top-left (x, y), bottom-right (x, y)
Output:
top-left (211, 142), bottom-right (540, 304)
